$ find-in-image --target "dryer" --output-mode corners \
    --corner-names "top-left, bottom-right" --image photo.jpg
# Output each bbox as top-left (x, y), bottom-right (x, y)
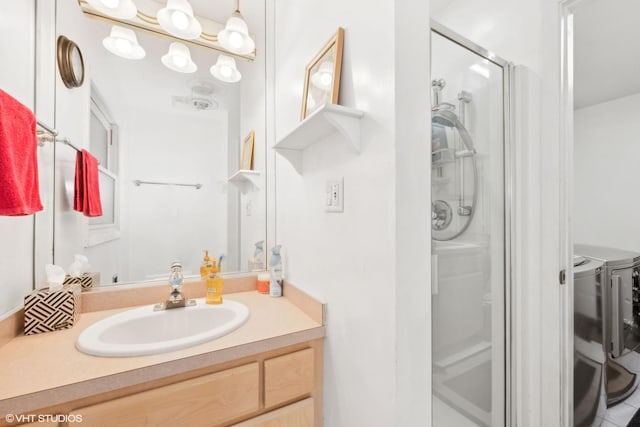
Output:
top-left (575, 244), bottom-right (640, 406)
top-left (573, 255), bottom-right (605, 426)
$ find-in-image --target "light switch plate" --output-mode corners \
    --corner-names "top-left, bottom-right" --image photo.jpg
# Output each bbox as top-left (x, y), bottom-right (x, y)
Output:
top-left (325, 178), bottom-right (344, 213)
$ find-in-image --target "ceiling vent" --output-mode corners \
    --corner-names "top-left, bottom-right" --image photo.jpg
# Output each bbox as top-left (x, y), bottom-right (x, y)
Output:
top-left (172, 79), bottom-right (219, 111)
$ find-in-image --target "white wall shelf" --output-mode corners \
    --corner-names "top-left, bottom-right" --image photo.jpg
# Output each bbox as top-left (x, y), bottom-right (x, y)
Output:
top-left (227, 170), bottom-right (261, 194)
top-left (273, 103), bottom-right (364, 174)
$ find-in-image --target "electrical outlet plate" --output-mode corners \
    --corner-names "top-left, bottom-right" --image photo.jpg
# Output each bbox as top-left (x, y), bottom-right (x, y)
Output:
top-left (325, 178), bottom-right (344, 213)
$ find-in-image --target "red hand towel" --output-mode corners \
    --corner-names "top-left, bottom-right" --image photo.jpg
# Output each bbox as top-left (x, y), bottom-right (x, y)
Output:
top-left (73, 150), bottom-right (84, 213)
top-left (81, 149), bottom-right (102, 217)
top-left (0, 89), bottom-right (43, 216)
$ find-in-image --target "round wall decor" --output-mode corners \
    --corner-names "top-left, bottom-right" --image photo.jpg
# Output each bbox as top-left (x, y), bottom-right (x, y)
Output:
top-left (57, 35), bottom-right (85, 89)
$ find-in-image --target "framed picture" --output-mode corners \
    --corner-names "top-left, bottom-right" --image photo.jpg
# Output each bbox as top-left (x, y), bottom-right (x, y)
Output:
top-left (240, 131), bottom-right (255, 170)
top-left (301, 27), bottom-right (345, 120)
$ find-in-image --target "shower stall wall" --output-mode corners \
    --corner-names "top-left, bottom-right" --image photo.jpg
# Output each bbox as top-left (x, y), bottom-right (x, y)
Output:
top-left (431, 23), bottom-right (510, 427)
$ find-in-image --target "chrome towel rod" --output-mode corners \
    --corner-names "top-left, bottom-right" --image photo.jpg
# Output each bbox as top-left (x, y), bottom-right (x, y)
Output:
top-left (133, 180), bottom-right (202, 189)
top-left (36, 119), bottom-right (58, 136)
top-left (36, 120), bottom-right (80, 152)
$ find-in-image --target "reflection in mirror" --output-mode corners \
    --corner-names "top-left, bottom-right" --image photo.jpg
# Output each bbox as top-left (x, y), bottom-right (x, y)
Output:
top-left (52, 0), bottom-right (266, 287)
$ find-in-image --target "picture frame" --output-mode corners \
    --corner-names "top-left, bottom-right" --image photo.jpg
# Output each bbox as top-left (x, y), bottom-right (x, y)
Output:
top-left (240, 131), bottom-right (255, 170)
top-left (301, 27), bottom-right (345, 120)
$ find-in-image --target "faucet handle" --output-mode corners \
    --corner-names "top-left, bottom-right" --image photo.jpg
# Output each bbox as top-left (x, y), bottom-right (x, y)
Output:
top-left (169, 262), bottom-right (184, 289)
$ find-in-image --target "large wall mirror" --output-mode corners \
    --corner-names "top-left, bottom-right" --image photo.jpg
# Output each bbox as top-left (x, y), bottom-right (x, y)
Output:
top-left (49, 0), bottom-right (267, 287)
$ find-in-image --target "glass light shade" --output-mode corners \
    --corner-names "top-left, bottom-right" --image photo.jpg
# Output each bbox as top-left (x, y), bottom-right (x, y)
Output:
top-left (157, 0), bottom-right (202, 40)
top-left (217, 12), bottom-right (255, 55)
top-left (87, 0), bottom-right (137, 19)
top-left (100, 0), bottom-right (119, 8)
top-left (161, 42), bottom-right (197, 73)
top-left (311, 62), bottom-right (334, 90)
top-left (210, 55), bottom-right (241, 83)
top-left (102, 26), bottom-right (145, 59)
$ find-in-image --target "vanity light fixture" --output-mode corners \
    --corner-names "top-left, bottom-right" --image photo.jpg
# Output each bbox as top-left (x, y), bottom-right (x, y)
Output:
top-left (157, 0), bottom-right (202, 40)
top-left (311, 61), bottom-right (334, 90)
top-left (102, 25), bottom-right (146, 59)
top-left (210, 55), bottom-right (241, 83)
top-left (86, 0), bottom-right (137, 19)
top-left (217, 0), bottom-right (255, 55)
top-left (161, 42), bottom-right (197, 73)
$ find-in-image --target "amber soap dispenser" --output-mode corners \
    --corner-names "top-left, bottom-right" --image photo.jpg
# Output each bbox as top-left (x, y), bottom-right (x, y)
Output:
top-left (200, 250), bottom-right (213, 280)
top-left (206, 271), bottom-right (224, 304)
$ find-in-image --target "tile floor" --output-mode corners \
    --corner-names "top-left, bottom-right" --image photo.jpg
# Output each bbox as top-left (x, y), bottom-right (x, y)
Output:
top-left (603, 386), bottom-right (640, 426)
top-left (434, 386), bottom-right (640, 427)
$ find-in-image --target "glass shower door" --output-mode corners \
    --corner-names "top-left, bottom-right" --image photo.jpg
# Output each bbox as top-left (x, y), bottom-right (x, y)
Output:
top-left (431, 25), bottom-right (509, 427)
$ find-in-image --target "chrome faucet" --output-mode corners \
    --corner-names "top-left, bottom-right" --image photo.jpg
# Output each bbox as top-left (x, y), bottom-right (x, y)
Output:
top-left (154, 262), bottom-right (195, 311)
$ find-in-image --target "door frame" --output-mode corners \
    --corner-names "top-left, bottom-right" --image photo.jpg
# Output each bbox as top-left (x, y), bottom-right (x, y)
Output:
top-left (559, 0), bottom-right (583, 425)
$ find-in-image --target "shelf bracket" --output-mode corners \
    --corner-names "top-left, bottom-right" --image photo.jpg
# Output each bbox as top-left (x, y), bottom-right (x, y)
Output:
top-left (323, 110), bottom-right (361, 153)
top-left (274, 148), bottom-right (303, 174)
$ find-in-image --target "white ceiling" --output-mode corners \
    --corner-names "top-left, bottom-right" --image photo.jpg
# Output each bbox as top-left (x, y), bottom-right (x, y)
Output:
top-left (573, 0), bottom-right (640, 109)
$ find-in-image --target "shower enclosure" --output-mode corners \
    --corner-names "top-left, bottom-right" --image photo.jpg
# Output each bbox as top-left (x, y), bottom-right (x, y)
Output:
top-left (431, 23), bottom-right (510, 427)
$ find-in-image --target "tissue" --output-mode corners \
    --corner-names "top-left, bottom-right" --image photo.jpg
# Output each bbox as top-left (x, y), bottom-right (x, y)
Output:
top-left (68, 254), bottom-right (91, 277)
top-left (45, 264), bottom-right (66, 292)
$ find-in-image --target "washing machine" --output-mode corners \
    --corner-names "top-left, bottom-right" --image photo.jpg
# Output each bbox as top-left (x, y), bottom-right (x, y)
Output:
top-left (573, 255), bottom-right (606, 426)
top-left (575, 244), bottom-right (640, 407)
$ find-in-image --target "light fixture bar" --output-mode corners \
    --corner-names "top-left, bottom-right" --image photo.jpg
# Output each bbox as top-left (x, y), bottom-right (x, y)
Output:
top-left (77, 0), bottom-right (256, 61)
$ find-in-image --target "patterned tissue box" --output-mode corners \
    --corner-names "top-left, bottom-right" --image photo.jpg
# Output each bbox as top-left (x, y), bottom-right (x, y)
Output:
top-left (63, 272), bottom-right (100, 291)
top-left (24, 283), bottom-right (82, 335)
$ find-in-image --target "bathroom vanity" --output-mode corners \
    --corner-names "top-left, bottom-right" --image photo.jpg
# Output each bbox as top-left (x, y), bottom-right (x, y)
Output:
top-left (0, 279), bottom-right (325, 427)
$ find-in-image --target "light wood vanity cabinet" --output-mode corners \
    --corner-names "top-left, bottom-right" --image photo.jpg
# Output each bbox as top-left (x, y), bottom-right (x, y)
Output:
top-left (264, 348), bottom-right (315, 408)
top-left (232, 398), bottom-right (314, 427)
top-left (70, 363), bottom-right (260, 427)
top-left (59, 341), bottom-right (322, 427)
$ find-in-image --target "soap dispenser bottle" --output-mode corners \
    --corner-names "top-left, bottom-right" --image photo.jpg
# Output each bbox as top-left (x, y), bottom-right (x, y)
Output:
top-left (200, 250), bottom-right (213, 280)
top-left (206, 270), bottom-right (224, 304)
top-left (269, 245), bottom-right (283, 298)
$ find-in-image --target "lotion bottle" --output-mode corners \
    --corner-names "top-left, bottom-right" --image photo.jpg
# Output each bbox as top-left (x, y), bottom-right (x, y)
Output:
top-left (269, 245), bottom-right (283, 298)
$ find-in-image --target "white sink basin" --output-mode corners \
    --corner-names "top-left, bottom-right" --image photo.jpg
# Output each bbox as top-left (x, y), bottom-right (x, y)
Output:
top-left (76, 298), bottom-right (249, 357)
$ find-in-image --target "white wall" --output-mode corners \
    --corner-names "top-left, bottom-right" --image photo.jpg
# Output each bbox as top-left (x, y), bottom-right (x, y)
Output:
top-left (274, 1), bottom-right (396, 425)
top-left (574, 92), bottom-right (640, 252)
top-left (274, 0), bottom-right (430, 425)
top-left (0, 0), bottom-right (37, 317)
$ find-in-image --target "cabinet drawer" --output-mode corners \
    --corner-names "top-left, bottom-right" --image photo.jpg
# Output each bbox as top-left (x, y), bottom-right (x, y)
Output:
top-left (264, 348), bottom-right (314, 408)
top-left (232, 398), bottom-right (314, 427)
top-left (71, 362), bottom-right (259, 427)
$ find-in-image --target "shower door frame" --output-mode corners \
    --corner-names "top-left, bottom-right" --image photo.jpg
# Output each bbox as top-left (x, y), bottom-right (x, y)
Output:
top-left (430, 21), bottom-right (515, 427)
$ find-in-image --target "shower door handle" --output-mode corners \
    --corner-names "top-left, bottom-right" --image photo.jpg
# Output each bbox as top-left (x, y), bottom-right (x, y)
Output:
top-left (611, 274), bottom-right (624, 358)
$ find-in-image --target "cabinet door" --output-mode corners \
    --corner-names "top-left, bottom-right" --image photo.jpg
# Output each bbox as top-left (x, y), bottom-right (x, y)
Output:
top-left (232, 398), bottom-right (314, 427)
top-left (264, 348), bottom-right (314, 408)
top-left (70, 363), bottom-right (259, 427)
